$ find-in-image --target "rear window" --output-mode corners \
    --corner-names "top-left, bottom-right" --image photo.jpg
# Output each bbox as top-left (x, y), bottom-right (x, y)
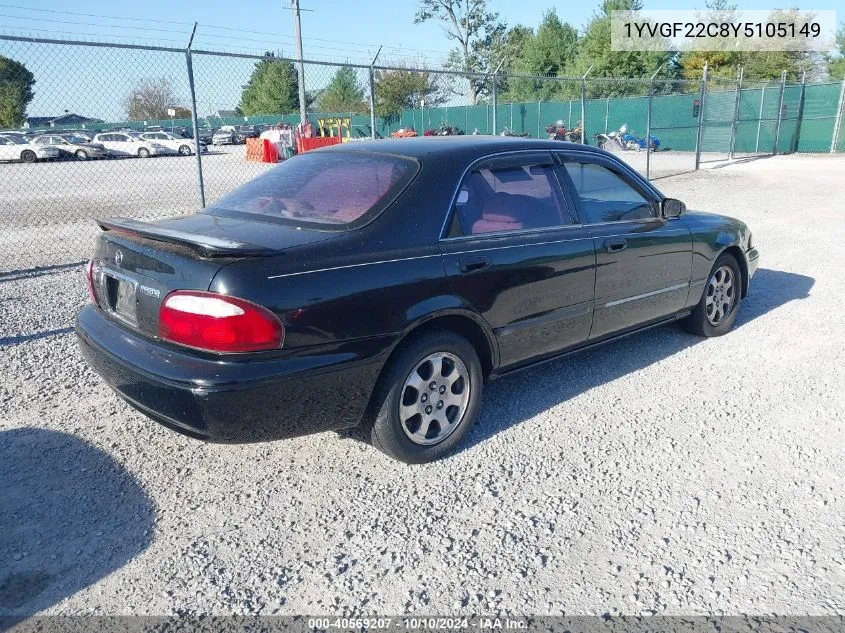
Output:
top-left (208, 151), bottom-right (419, 229)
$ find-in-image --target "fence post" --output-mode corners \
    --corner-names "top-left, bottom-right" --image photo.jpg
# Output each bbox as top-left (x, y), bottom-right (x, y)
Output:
top-left (605, 97), bottom-right (610, 133)
top-left (755, 85), bottom-right (765, 154)
top-left (694, 64), bottom-right (708, 171)
top-left (568, 99), bottom-right (572, 128)
top-left (368, 47), bottom-right (381, 140)
top-left (790, 71), bottom-right (807, 154)
top-left (728, 65), bottom-right (744, 160)
top-left (580, 65), bottom-right (593, 145)
top-left (492, 74), bottom-right (498, 134)
top-left (773, 70), bottom-right (787, 155)
top-left (645, 65), bottom-right (662, 180)
top-left (831, 75), bottom-right (845, 153)
top-left (185, 26), bottom-right (205, 208)
top-left (538, 100), bottom-right (541, 138)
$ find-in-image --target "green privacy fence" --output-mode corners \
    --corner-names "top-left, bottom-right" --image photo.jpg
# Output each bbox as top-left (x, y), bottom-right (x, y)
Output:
top-left (22, 72), bottom-right (845, 157)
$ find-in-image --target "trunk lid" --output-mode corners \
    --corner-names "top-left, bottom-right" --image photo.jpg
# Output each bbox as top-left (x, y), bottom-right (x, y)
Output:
top-left (90, 212), bottom-right (338, 339)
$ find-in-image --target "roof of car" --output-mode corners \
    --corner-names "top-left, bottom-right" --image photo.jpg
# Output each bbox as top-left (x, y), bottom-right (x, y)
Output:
top-left (320, 135), bottom-right (604, 160)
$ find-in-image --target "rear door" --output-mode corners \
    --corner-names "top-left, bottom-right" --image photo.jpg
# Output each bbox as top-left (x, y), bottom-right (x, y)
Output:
top-left (440, 151), bottom-right (596, 370)
top-left (556, 151), bottom-right (692, 340)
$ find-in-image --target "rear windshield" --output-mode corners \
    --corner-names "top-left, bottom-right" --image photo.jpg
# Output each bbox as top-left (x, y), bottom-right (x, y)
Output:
top-left (208, 151), bottom-right (419, 229)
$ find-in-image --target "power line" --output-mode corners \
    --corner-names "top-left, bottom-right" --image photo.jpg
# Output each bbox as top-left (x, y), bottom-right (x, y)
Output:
top-left (0, 2), bottom-right (455, 57)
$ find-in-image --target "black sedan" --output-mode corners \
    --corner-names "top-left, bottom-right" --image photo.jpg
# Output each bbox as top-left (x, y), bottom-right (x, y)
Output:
top-left (76, 137), bottom-right (759, 463)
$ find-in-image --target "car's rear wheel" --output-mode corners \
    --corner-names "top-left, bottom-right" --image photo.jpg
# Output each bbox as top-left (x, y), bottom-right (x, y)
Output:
top-left (178, 144), bottom-right (191, 156)
top-left (75, 149), bottom-right (89, 160)
top-left (20, 150), bottom-right (37, 163)
top-left (682, 253), bottom-right (742, 337)
top-left (365, 331), bottom-right (482, 463)
top-left (137, 148), bottom-right (150, 158)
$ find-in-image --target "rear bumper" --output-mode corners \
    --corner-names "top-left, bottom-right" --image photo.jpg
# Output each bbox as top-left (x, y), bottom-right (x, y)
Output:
top-left (76, 305), bottom-right (389, 443)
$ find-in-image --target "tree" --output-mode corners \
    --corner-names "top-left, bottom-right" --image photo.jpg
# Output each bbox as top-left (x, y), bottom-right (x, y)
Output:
top-left (502, 11), bottom-right (580, 102)
top-left (826, 21), bottom-right (844, 79)
top-left (317, 67), bottom-right (366, 113)
top-left (570, 0), bottom-right (676, 97)
top-left (741, 9), bottom-right (819, 82)
top-left (374, 66), bottom-right (443, 123)
top-left (125, 77), bottom-right (178, 121)
top-left (238, 55), bottom-right (300, 116)
top-left (414, 0), bottom-right (506, 104)
top-left (678, 0), bottom-right (744, 81)
top-left (0, 56), bottom-right (35, 128)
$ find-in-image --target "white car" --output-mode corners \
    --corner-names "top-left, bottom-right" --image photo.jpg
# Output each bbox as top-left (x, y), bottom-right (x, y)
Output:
top-left (0, 132), bottom-right (60, 163)
top-left (139, 131), bottom-right (206, 156)
top-left (92, 132), bottom-right (173, 158)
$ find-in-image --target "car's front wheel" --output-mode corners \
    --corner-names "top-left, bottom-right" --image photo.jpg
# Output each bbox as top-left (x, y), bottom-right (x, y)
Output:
top-left (20, 150), bottom-right (37, 163)
top-left (75, 149), bottom-right (89, 160)
top-left (682, 253), bottom-right (742, 337)
top-left (137, 147), bottom-right (150, 158)
top-left (365, 331), bottom-right (483, 463)
top-left (178, 144), bottom-right (191, 156)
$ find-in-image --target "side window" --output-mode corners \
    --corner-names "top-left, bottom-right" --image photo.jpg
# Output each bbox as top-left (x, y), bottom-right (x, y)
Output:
top-left (32, 137), bottom-right (46, 145)
top-left (454, 160), bottom-right (568, 236)
top-left (0, 137), bottom-right (9, 145)
top-left (562, 161), bottom-right (655, 224)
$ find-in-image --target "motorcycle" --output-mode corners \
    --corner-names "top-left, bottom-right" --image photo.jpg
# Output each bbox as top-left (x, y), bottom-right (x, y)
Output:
top-left (424, 123), bottom-right (463, 136)
top-left (594, 124), bottom-right (659, 151)
top-left (545, 120), bottom-right (585, 143)
top-left (500, 127), bottom-right (529, 138)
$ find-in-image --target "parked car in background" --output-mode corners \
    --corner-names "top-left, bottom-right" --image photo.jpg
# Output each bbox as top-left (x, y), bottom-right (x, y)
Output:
top-left (196, 127), bottom-right (214, 145)
top-left (31, 133), bottom-right (110, 160)
top-left (212, 127), bottom-right (237, 146)
top-left (92, 132), bottom-right (172, 158)
top-left (235, 125), bottom-right (261, 143)
top-left (0, 132), bottom-right (60, 163)
top-left (76, 137), bottom-right (758, 463)
top-left (140, 131), bottom-right (206, 156)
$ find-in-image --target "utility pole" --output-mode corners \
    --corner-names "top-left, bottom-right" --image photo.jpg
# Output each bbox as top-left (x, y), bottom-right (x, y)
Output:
top-left (291, 0), bottom-right (307, 124)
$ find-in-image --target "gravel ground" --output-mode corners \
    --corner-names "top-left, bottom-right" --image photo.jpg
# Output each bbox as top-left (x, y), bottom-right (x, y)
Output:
top-left (1, 154), bottom-right (844, 617)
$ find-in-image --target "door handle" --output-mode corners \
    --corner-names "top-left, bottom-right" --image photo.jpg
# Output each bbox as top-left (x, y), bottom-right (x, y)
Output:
top-left (604, 238), bottom-right (628, 253)
top-left (457, 256), bottom-right (491, 274)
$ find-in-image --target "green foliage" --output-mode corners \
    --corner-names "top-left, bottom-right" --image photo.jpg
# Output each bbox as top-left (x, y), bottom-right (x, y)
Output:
top-left (501, 11), bottom-right (580, 102)
top-left (317, 67), bottom-right (366, 113)
top-left (826, 21), bottom-right (845, 79)
top-left (0, 55), bottom-right (35, 128)
top-left (374, 67), bottom-right (442, 123)
top-left (238, 56), bottom-right (300, 116)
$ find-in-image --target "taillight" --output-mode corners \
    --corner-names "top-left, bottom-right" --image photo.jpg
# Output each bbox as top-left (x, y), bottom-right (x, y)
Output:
top-left (86, 259), bottom-right (96, 303)
top-left (158, 290), bottom-right (284, 353)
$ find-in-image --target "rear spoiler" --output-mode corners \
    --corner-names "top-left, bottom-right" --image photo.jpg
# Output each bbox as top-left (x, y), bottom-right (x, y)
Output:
top-left (96, 217), bottom-right (276, 257)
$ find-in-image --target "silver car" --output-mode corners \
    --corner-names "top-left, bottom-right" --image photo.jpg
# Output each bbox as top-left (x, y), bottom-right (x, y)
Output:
top-left (31, 134), bottom-right (110, 160)
top-left (0, 132), bottom-right (60, 163)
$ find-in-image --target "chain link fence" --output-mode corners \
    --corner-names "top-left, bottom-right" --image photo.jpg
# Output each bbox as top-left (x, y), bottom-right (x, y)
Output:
top-left (2, 34), bottom-right (844, 273)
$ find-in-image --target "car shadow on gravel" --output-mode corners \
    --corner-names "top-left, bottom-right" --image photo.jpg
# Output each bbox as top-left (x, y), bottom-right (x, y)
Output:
top-left (0, 428), bottom-right (154, 620)
top-left (457, 267), bottom-right (814, 453)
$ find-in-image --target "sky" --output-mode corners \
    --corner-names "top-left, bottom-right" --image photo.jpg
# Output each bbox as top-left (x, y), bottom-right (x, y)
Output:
top-left (0, 0), bottom-right (840, 120)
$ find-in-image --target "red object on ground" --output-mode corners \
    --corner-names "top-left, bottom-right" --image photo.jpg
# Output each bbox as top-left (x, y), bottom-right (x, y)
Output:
top-left (296, 136), bottom-right (342, 154)
top-left (246, 138), bottom-right (279, 163)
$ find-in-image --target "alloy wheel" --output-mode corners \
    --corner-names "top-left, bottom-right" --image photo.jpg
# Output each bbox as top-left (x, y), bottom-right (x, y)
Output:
top-left (706, 264), bottom-right (736, 326)
top-left (399, 352), bottom-right (470, 446)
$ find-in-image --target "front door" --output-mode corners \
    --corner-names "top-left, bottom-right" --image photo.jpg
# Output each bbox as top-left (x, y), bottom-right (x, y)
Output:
top-left (557, 153), bottom-right (692, 340)
top-left (440, 151), bottom-right (596, 370)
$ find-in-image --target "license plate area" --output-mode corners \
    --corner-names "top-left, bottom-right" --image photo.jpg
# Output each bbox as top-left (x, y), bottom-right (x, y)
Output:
top-left (104, 272), bottom-right (138, 325)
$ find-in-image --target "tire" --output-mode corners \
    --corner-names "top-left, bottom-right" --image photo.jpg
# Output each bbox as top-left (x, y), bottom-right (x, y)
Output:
top-left (364, 331), bottom-right (483, 463)
top-left (137, 147), bottom-right (150, 158)
top-left (20, 150), bottom-right (37, 163)
top-left (75, 149), bottom-right (89, 160)
top-left (682, 253), bottom-right (742, 337)
top-left (178, 145), bottom-right (191, 156)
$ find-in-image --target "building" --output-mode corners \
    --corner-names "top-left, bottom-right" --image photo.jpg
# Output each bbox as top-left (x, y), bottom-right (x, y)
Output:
top-left (23, 113), bottom-right (104, 129)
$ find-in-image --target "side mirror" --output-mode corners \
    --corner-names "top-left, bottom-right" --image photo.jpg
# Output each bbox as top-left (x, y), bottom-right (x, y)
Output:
top-left (662, 198), bottom-right (686, 218)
